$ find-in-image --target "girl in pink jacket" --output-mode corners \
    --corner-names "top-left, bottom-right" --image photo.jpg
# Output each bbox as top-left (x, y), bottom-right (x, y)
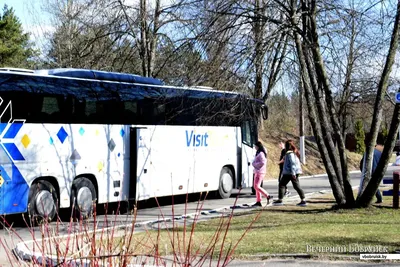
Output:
top-left (252, 141), bottom-right (272, 207)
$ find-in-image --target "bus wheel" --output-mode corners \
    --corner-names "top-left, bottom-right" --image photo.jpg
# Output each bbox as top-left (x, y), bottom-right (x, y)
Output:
top-left (28, 180), bottom-right (58, 223)
top-left (71, 177), bottom-right (97, 220)
top-left (217, 167), bottom-right (234, 199)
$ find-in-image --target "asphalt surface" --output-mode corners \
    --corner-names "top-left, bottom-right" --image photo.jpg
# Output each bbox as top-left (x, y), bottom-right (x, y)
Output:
top-left (1, 166), bottom-right (399, 266)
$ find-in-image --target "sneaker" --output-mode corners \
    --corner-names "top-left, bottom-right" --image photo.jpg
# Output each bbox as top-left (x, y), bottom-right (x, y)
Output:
top-left (267, 195), bottom-right (273, 205)
top-left (297, 200), bottom-right (307, 207)
top-left (375, 200), bottom-right (383, 204)
top-left (272, 199), bottom-right (283, 206)
top-left (252, 201), bottom-right (262, 207)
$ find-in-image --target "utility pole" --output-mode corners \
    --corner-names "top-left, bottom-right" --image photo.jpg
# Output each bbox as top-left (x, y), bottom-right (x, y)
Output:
top-left (299, 79), bottom-right (306, 164)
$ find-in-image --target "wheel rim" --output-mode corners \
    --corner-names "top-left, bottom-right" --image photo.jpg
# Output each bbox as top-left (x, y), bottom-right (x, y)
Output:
top-left (35, 190), bottom-right (55, 217)
top-left (76, 187), bottom-right (93, 215)
top-left (221, 173), bottom-right (233, 193)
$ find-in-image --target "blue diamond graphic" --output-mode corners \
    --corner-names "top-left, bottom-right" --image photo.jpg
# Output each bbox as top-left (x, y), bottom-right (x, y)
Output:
top-left (120, 129), bottom-right (125, 137)
top-left (57, 127), bottom-right (68, 144)
top-left (49, 137), bottom-right (54, 145)
top-left (79, 127), bottom-right (85, 136)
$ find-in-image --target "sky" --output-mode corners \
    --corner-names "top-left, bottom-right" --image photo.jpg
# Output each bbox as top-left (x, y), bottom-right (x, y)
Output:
top-left (2, 0), bottom-right (37, 31)
top-left (1, 0), bottom-right (171, 48)
top-left (2, 0), bottom-right (51, 51)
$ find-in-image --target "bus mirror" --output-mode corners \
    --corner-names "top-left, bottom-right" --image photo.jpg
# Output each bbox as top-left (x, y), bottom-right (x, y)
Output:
top-left (261, 105), bottom-right (268, 120)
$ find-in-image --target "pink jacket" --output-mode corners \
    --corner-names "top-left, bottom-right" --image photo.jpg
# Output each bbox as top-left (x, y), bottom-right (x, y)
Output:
top-left (252, 151), bottom-right (267, 174)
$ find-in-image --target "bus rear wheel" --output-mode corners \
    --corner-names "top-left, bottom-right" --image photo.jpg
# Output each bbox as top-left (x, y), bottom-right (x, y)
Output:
top-left (28, 180), bottom-right (58, 223)
top-left (71, 177), bottom-right (97, 220)
top-left (216, 167), bottom-right (234, 199)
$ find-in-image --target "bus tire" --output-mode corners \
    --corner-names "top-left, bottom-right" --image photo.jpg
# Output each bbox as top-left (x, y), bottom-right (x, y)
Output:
top-left (71, 177), bottom-right (97, 220)
top-left (216, 167), bottom-right (234, 199)
top-left (28, 180), bottom-right (58, 223)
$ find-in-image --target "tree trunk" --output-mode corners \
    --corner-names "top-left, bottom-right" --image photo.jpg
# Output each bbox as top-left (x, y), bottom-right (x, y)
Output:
top-left (253, 0), bottom-right (264, 99)
top-left (148, 0), bottom-right (160, 77)
top-left (291, 0), bottom-right (346, 205)
top-left (339, 12), bottom-right (356, 138)
top-left (307, 0), bottom-right (355, 206)
top-left (140, 0), bottom-right (148, 77)
top-left (357, 0), bottom-right (400, 206)
top-left (358, 103), bottom-right (400, 207)
top-left (263, 32), bottom-right (288, 102)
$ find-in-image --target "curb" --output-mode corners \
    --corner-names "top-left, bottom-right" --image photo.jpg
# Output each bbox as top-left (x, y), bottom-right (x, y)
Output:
top-left (12, 219), bottom-right (154, 266)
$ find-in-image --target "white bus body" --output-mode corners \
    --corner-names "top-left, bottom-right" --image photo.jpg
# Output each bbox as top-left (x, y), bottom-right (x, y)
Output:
top-left (0, 68), bottom-right (263, 219)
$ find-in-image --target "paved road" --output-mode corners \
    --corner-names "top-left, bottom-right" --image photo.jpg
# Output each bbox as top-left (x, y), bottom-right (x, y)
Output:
top-left (1, 166), bottom-right (399, 266)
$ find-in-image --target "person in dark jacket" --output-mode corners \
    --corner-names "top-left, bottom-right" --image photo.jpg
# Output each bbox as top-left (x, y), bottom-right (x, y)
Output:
top-left (278, 142), bottom-right (290, 196)
top-left (273, 140), bottom-right (306, 206)
top-left (358, 134), bottom-right (385, 203)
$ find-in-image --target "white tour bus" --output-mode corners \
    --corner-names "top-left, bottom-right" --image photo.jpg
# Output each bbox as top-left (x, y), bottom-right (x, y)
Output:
top-left (0, 68), bottom-right (267, 221)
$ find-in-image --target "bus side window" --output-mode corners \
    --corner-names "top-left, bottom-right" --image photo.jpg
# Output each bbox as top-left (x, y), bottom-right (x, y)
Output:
top-left (0, 92), bottom-right (29, 120)
top-left (172, 98), bottom-right (197, 126)
top-left (136, 98), bottom-right (153, 124)
top-left (242, 121), bottom-right (253, 147)
top-left (122, 101), bottom-right (138, 124)
top-left (43, 96), bottom-right (68, 122)
top-left (71, 97), bottom-right (86, 123)
top-left (85, 100), bottom-right (97, 123)
top-left (86, 99), bottom-right (123, 124)
top-left (27, 94), bottom-right (45, 122)
top-left (153, 103), bottom-right (166, 125)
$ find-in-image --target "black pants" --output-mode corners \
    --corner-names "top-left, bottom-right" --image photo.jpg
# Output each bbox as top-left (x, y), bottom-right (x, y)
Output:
top-left (278, 166), bottom-right (288, 192)
top-left (279, 174), bottom-right (305, 200)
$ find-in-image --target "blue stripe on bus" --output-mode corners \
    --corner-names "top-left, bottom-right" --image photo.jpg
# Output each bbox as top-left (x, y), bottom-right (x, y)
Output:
top-left (0, 166), bottom-right (11, 181)
top-left (3, 122), bottom-right (24, 139)
top-left (2, 163), bottom-right (29, 214)
top-left (0, 123), bottom-right (7, 136)
top-left (2, 143), bottom-right (25, 161)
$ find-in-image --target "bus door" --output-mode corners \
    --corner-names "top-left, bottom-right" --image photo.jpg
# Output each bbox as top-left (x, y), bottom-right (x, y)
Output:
top-left (129, 127), bottom-right (152, 201)
top-left (241, 121), bottom-right (254, 188)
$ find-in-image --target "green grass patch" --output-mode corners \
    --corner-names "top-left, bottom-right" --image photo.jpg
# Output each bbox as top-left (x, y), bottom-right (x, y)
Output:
top-left (126, 194), bottom-right (400, 261)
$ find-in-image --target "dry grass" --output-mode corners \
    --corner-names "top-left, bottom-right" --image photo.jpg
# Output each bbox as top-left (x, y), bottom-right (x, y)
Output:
top-left (259, 131), bottom-right (363, 180)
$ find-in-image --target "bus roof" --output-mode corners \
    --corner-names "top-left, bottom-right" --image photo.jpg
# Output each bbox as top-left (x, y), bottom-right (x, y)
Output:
top-left (34, 68), bottom-right (164, 86)
top-left (0, 68), bottom-right (258, 103)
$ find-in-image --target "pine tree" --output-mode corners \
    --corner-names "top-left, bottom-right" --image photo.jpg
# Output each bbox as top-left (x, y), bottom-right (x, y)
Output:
top-left (355, 120), bottom-right (366, 154)
top-left (0, 5), bottom-right (36, 68)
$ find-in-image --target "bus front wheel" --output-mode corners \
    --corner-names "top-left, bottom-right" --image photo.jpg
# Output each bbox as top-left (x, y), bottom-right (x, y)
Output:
top-left (28, 180), bottom-right (58, 223)
top-left (71, 177), bottom-right (97, 219)
top-left (216, 167), bottom-right (234, 199)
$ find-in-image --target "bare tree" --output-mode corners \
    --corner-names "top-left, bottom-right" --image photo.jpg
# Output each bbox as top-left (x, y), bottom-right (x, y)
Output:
top-left (178, 0), bottom-right (290, 98)
top-left (357, 0), bottom-right (400, 207)
top-left (289, 0), bottom-right (400, 207)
